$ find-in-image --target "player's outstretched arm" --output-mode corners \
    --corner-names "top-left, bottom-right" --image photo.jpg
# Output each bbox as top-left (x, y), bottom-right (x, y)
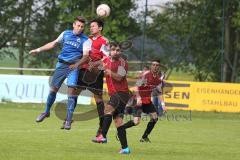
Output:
top-left (29, 31), bottom-right (64, 55)
top-left (29, 40), bottom-right (58, 56)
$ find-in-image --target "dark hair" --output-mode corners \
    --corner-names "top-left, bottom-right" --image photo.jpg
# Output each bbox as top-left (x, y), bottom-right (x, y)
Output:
top-left (90, 18), bottom-right (104, 29)
top-left (151, 59), bottom-right (160, 64)
top-left (75, 16), bottom-right (86, 23)
top-left (109, 42), bottom-right (120, 48)
top-left (143, 65), bottom-right (150, 69)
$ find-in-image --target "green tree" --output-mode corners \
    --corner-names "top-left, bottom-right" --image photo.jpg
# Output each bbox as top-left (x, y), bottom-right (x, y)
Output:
top-left (148, 0), bottom-right (240, 82)
top-left (0, 0), bottom-right (22, 59)
top-left (27, 0), bottom-right (61, 70)
top-left (28, 0), bottom-right (141, 70)
top-left (1, 0), bottom-right (141, 74)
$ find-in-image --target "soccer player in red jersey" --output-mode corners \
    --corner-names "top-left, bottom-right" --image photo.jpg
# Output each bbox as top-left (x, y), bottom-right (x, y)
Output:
top-left (92, 42), bottom-right (131, 154)
top-left (123, 59), bottom-right (166, 142)
top-left (64, 19), bottom-right (109, 132)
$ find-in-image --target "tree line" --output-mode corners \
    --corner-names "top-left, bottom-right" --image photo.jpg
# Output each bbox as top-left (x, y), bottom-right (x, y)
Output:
top-left (0, 0), bottom-right (239, 82)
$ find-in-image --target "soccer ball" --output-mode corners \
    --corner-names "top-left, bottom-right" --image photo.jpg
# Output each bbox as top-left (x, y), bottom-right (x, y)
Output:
top-left (96, 4), bottom-right (110, 17)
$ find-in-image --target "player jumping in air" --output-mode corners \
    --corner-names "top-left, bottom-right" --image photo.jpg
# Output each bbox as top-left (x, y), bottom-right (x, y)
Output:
top-left (29, 16), bottom-right (88, 127)
top-left (67, 18), bottom-right (109, 133)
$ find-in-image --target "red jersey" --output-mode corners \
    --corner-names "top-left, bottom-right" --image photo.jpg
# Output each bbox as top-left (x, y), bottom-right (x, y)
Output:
top-left (105, 57), bottom-right (129, 96)
top-left (137, 71), bottom-right (163, 104)
top-left (82, 35), bottom-right (108, 69)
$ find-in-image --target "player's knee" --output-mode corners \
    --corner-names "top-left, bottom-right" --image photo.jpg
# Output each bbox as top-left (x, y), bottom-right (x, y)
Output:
top-left (133, 118), bottom-right (140, 125)
top-left (151, 112), bottom-right (158, 119)
top-left (114, 118), bottom-right (123, 128)
top-left (95, 99), bottom-right (103, 104)
top-left (51, 87), bottom-right (59, 92)
top-left (68, 87), bottom-right (79, 96)
top-left (94, 95), bottom-right (103, 103)
top-left (104, 105), bottom-right (114, 115)
top-left (151, 118), bottom-right (158, 123)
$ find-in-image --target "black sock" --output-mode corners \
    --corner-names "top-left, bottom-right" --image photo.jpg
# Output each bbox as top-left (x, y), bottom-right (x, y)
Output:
top-left (102, 114), bottom-right (112, 138)
top-left (123, 120), bottom-right (135, 129)
top-left (96, 101), bottom-right (105, 129)
top-left (117, 125), bottom-right (128, 149)
top-left (142, 119), bottom-right (158, 139)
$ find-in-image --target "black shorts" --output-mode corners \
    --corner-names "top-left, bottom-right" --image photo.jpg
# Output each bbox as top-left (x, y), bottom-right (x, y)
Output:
top-left (132, 103), bottom-right (157, 117)
top-left (77, 69), bottom-right (104, 95)
top-left (107, 92), bottom-right (131, 119)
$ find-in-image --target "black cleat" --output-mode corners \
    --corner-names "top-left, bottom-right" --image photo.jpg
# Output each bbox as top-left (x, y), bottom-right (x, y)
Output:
top-left (140, 137), bottom-right (151, 143)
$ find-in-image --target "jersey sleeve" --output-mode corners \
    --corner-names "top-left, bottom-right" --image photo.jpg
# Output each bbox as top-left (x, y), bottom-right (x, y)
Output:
top-left (83, 38), bottom-right (92, 55)
top-left (56, 31), bottom-right (64, 43)
top-left (117, 66), bottom-right (127, 77)
top-left (100, 37), bottom-right (110, 56)
top-left (100, 44), bottom-right (110, 56)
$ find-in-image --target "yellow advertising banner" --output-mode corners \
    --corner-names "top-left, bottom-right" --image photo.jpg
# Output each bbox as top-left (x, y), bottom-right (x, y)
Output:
top-left (164, 81), bottom-right (240, 112)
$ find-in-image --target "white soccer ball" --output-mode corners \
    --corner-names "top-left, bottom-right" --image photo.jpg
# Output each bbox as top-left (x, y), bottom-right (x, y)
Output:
top-left (96, 4), bottom-right (110, 17)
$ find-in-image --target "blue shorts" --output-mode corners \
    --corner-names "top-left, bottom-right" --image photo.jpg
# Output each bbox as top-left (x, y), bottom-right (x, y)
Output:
top-left (50, 62), bottom-right (79, 88)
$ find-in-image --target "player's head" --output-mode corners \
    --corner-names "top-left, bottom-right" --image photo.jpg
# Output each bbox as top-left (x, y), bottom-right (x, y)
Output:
top-left (143, 65), bottom-right (149, 71)
top-left (73, 16), bottom-right (85, 35)
top-left (109, 42), bottom-right (121, 59)
top-left (151, 59), bottom-right (160, 74)
top-left (90, 18), bottom-right (104, 36)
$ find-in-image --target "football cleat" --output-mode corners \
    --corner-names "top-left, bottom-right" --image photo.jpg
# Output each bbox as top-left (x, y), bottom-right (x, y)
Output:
top-left (60, 120), bottom-right (73, 130)
top-left (119, 147), bottom-right (131, 154)
top-left (36, 112), bottom-right (50, 122)
top-left (92, 134), bottom-right (107, 143)
top-left (63, 120), bottom-right (73, 130)
top-left (95, 127), bottom-right (102, 137)
top-left (140, 137), bottom-right (151, 143)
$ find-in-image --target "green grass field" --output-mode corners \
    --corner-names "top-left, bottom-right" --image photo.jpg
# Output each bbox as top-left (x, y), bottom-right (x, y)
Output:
top-left (0, 103), bottom-right (239, 160)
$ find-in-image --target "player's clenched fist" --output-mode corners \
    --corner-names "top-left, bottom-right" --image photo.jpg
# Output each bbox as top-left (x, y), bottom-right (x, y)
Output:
top-left (29, 48), bottom-right (41, 55)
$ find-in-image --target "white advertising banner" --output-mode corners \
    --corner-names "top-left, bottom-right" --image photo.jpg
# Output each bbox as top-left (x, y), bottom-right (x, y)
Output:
top-left (0, 74), bottom-right (92, 105)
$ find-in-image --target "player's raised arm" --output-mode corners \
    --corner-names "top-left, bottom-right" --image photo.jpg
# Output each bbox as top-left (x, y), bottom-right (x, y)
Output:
top-left (29, 32), bottom-right (64, 55)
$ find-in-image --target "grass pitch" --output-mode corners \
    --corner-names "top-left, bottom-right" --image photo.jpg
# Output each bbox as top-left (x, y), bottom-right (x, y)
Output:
top-left (0, 103), bottom-right (239, 160)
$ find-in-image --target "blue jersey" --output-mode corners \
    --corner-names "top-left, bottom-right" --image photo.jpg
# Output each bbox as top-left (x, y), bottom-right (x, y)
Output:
top-left (57, 30), bottom-right (88, 63)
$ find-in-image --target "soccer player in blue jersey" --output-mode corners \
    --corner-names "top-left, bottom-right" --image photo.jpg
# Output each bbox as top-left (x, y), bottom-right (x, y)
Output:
top-left (68, 19), bottom-right (109, 133)
top-left (29, 16), bottom-right (88, 129)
